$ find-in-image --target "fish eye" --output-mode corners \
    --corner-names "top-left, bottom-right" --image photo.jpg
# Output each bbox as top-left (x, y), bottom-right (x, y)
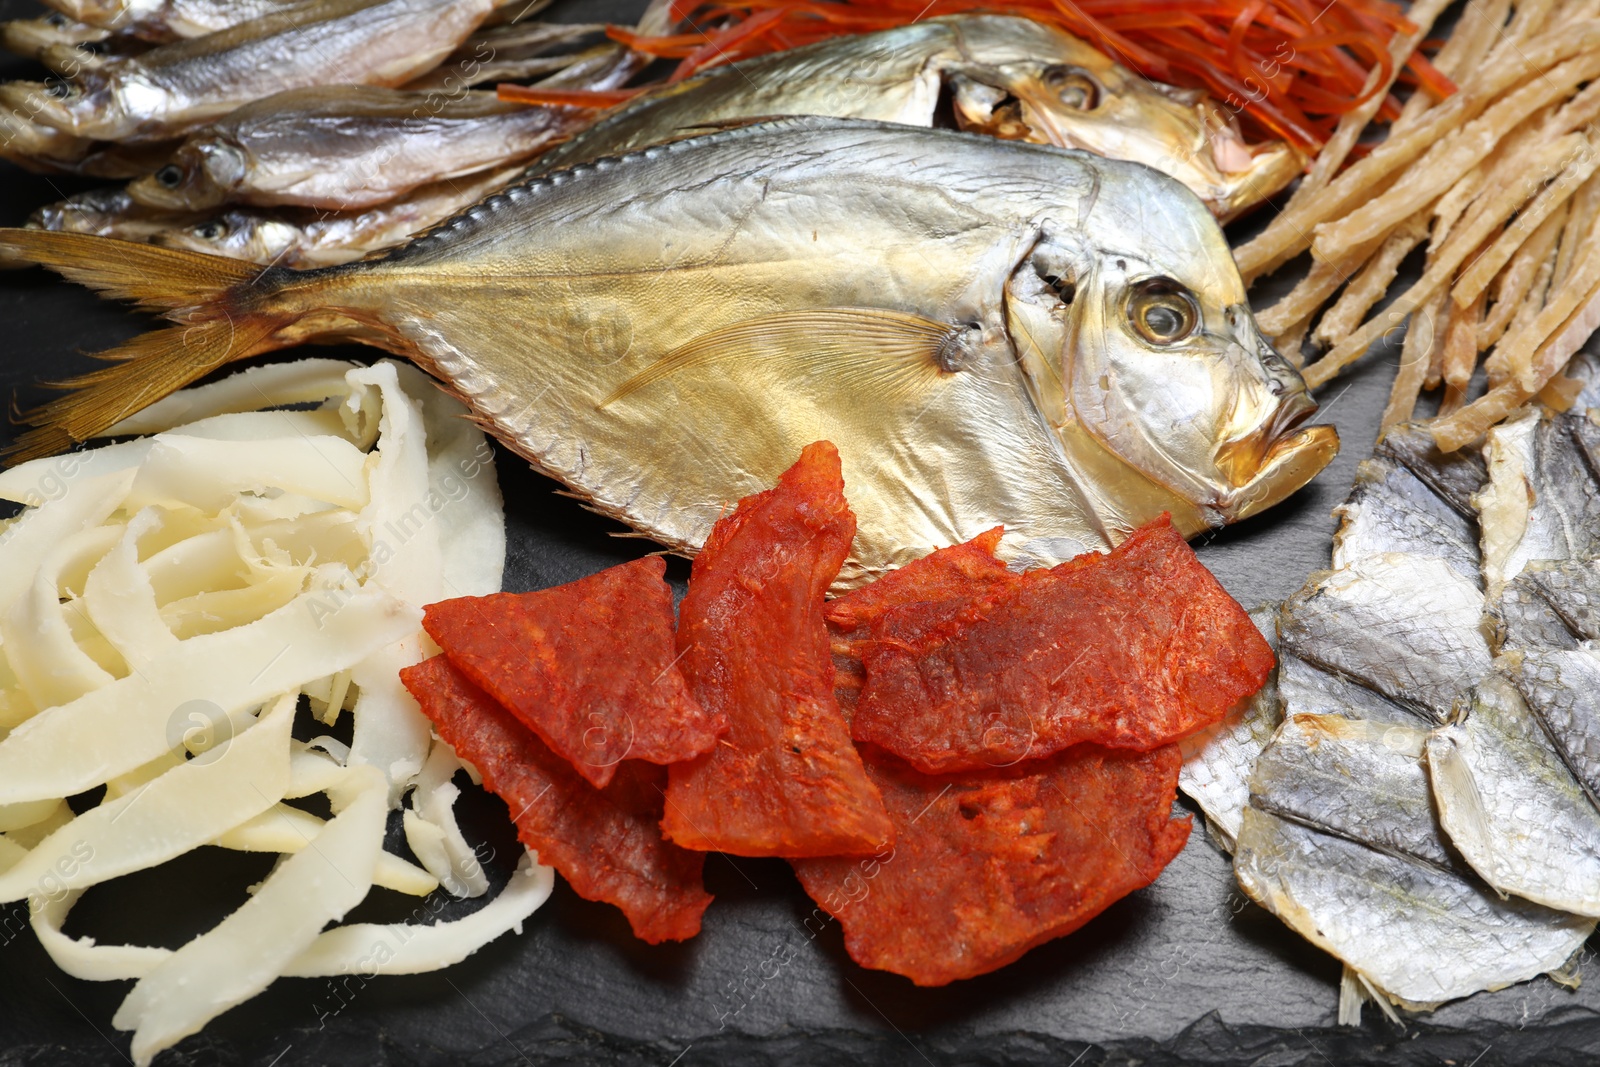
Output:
top-left (155, 164), bottom-right (184, 189)
top-left (195, 220), bottom-right (227, 240)
top-left (1042, 66), bottom-right (1100, 110)
top-left (44, 80), bottom-right (75, 100)
top-left (45, 12), bottom-right (69, 26)
top-left (1127, 279), bottom-right (1199, 345)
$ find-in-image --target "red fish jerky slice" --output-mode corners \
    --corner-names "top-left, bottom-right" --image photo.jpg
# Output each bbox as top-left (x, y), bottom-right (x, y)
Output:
top-left (421, 555), bottom-right (722, 789)
top-left (827, 528), bottom-right (1021, 722)
top-left (663, 441), bottom-right (894, 858)
top-left (853, 517), bottom-right (1274, 773)
top-left (400, 654), bottom-right (712, 944)
top-left (791, 745), bottom-right (1191, 986)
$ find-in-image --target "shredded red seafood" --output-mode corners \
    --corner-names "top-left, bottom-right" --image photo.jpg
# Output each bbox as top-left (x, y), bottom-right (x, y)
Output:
top-left (592, 0), bottom-right (1454, 153)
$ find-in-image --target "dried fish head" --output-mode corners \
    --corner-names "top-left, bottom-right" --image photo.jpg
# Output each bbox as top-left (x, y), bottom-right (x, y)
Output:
top-left (1005, 173), bottom-right (1336, 537)
top-left (156, 209), bottom-right (297, 263)
top-left (941, 15), bottom-right (1303, 220)
top-left (128, 136), bottom-right (245, 209)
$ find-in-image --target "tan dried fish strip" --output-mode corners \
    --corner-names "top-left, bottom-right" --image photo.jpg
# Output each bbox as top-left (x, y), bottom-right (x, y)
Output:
top-left (1314, 214), bottom-right (1428, 348)
top-left (1304, 133), bottom-right (1585, 387)
top-left (1481, 203), bottom-right (1568, 352)
top-left (1234, 22), bottom-right (1600, 279)
top-left (1455, 133), bottom-right (1600, 307)
top-left (1315, 54), bottom-right (1600, 264)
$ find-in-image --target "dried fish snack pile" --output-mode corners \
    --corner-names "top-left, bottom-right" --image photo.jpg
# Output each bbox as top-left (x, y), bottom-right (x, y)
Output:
top-left (1180, 357), bottom-right (1600, 1019)
top-left (2, 0), bottom-right (1357, 264)
top-left (1243, 0), bottom-right (1600, 451)
top-left (0, 358), bottom-right (560, 1067)
top-left (404, 443), bottom-right (1273, 987)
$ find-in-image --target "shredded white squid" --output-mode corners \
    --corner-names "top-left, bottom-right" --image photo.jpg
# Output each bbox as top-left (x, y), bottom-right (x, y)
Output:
top-left (0, 359), bottom-right (542, 1065)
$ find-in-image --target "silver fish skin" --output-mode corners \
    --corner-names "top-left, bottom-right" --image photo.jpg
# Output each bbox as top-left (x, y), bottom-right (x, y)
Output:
top-left (1517, 557), bottom-right (1600, 642)
top-left (1477, 409), bottom-right (1600, 597)
top-left (127, 87), bottom-right (578, 211)
top-left (1493, 564), bottom-right (1586, 653)
top-left (1277, 553), bottom-right (1492, 723)
top-left (0, 0), bottom-right (498, 142)
top-left (1428, 672), bottom-right (1600, 917)
top-left (1276, 651), bottom-right (1426, 728)
top-left (1234, 804), bottom-right (1592, 1011)
top-left (1503, 647), bottom-right (1600, 807)
top-left (0, 119), bottom-right (1335, 583)
top-left (1177, 606), bottom-right (1280, 850)
top-left (527, 14), bottom-right (1300, 220)
top-left (154, 165), bottom-right (523, 267)
top-left (1251, 715), bottom-right (1452, 868)
top-left (1332, 456), bottom-right (1479, 584)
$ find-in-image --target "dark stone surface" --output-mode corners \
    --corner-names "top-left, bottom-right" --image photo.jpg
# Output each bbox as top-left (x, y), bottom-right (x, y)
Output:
top-left (1, 0), bottom-right (1598, 1062)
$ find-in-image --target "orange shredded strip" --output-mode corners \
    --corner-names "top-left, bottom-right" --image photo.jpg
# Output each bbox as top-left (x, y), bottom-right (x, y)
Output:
top-left (496, 86), bottom-right (646, 108)
top-left (595, 0), bottom-right (1456, 152)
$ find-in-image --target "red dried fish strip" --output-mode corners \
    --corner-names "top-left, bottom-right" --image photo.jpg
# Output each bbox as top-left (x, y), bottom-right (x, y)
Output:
top-left (793, 745), bottom-right (1190, 986)
top-left (421, 556), bottom-right (722, 789)
top-left (663, 441), bottom-right (893, 857)
top-left (400, 654), bottom-right (712, 944)
top-left (852, 517), bottom-right (1273, 773)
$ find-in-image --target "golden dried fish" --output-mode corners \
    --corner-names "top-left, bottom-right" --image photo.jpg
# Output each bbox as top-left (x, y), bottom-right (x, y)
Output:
top-left (0, 0), bottom-right (503, 143)
top-left (0, 119), bottom-right (1336, 584)
top-left (155, 166), bottom-right (524, 267)
top-left (526, 15), bottom-right (1301, 221)
top-left (3, 14), bottom-right (114, 58)
top-left (126, 87), bottom-right (583, 211)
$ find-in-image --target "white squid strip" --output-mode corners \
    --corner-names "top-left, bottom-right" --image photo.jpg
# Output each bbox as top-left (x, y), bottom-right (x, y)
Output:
top-left (404, 741), bottom-right (490, 898)
top-left (106, 358), bottom-right (360, 436)
top-left (283, 850), bottom-right (552, 977)
top-left (0, 693), bottom-right (294, 903)
top-left (0, 468), bottom-right (134, 615)
top-left (33, 850), bottom-right (550, 986)
top-left (0, 581), bottom-right (418, 804)
top-left (2, 525), bottom-right (125, 709)
top-left (215, 803), bottom-right (437, 897)
top-left (82, 509), bottom-right (180, 670)
top-left (128, 434), bottom-right (371, 513)
top-left (113, 767), bottom-right (387, 1066)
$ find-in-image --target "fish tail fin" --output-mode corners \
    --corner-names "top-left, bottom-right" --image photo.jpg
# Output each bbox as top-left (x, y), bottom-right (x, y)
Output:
top-left (0, 230), bottom-right (315, 465)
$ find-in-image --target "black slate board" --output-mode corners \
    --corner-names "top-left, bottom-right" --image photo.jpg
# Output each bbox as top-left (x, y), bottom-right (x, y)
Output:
top-left (1, 2), bottom-right (1598, 1063)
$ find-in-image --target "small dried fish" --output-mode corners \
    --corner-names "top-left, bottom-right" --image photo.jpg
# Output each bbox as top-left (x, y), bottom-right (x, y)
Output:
top-left (0, 0), bottom-right (502, 143)
top-left (155, 166), bottom-right (524, 267)
top-left (126, 87), bottom-right (582, 211)
top-left (0, 118), bottom-right (1336, 584)
top-left (523, 14), bottom-right (1301, 221)
top-left (27, 186), bottom-right (204, 242)
top-left (39, 0), bottom-right (308, 40)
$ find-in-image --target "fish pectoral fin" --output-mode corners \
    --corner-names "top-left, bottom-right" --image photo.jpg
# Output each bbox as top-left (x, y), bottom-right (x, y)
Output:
top-left (598, 307), bottom-right (969, 409)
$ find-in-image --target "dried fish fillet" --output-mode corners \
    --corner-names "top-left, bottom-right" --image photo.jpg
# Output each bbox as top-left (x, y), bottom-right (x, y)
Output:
top-left (1332, 456), bottom-right (1478, 582)
top-left (1235, 805), bottom-right (1591, 1010)
top-left (1278, 553), bottom-right (1491, 723)
top-left (1477, 410), bottom-right (1600, 595)
top-left (1429, 674), bottom-right (1600, 916)
top-left (1236, 713), bottom-right (1594, 1009)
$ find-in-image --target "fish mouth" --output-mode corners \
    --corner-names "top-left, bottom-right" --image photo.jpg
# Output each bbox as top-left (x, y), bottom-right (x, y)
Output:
top-left (1210, 138), bottom-right (1305, 223)
top-left (1215, 390), bottom-right (1338, 521)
